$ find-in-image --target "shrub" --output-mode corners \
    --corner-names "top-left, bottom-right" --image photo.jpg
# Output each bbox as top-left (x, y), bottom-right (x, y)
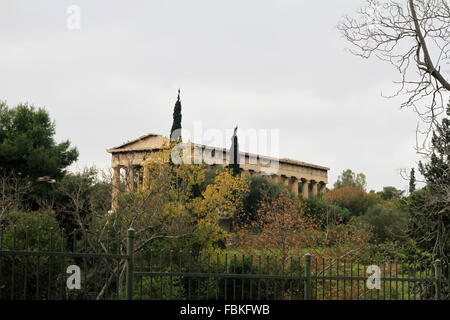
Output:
top-left (359, 204), bottom-right (409, 243)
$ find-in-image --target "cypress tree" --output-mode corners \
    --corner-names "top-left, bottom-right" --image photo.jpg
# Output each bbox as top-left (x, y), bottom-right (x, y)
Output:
top-left (409, 168), bottom-right (416, 193)
top-left (170, 89), bottom-right (182, 141)
top-left (229, 126), bottom-right (241, 176)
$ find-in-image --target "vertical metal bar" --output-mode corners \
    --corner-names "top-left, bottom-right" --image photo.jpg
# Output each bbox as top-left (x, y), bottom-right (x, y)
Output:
top-left (188, 251), bottom-right (192, 300)
top-left (48, 228), bottom-right (54, 300)
top-left (434, 259), bottom-right (441, 300)
top-left (322, 258), bottom-right (325, 300)
top-left (206, 252), bottom-right (210, 300)
top-left (224, 253), bottom-right (227, 300)
top-left (59, 228), bottom-right (64, 299)
top-left (95, 229), bottom-right (100, 298)
top-left (250, 254), bottom-right (253, 300)
top-left (216, 252), bottom-right (219, 300)
top-left (11, 226), bottom-right (16, 300)
top-left (289, 256), bottom-right (293, 300)
top-left (363, 263), bottom-right (367, 300)
top-left (266, 255), bottom-right (269, 300)
top-left (395, 261), bottom-right (398, 300)
top-left (314, 257), bottom-right (318, 299)
top-left (329, 258), bottom-right (332, 300)
top-left (350, 260), bottom-right (353, 300)
top-left (389, 260), bottom-right (392, 300)
top-left (336, 259), bottom-right (339, 300)
top-left (383, 261), bottom-right (386, 300)
top-left (408, 264), bottom-right (411, 300)
top-left (233, 254), bottom-right (236, 300)
top-left (149, 249), bottom-right (153, 299)
top-left (413, 260), bottom-right (416, 300)
top-left (401, 261), bottom-right (405, 300)
top-left (258, 255), bottom-right (261, 300)
top-left (180, 250), bottom-right (183, 300)
top-left (125, 228), bottom-right (135, 300)
top-left (274, 255), bottom-right (277, 299)
top-left (84, 231), bottom-right (88, 300)
top-left (36, 227), bottom-right (41, 300)
top-left (169, 250), bottom-right (173, 299)
top-left (24, 226), bottom-right (29, 300)
top-left (241, 254), bottom-right (244, 300)
top-left (197, 251), bottom-right (202, 300)
top-left (304, 253), bottom-right (311, 300)
top-left (0, 227), bottom-right (3, 298)
top-left (139, 251), bottom-right (143, 299)
top-left (342, 259), bottom-right (346, 300)
top-left (159, 250), bottom-right (163, 299)
top-left (281, 256), bottom-right (285, 300)
top-left (357, 261), bottom-right (360, 300)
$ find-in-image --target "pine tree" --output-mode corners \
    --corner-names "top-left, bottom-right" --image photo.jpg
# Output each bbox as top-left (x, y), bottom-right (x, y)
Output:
top-left (229, 126), bottom-right (241, 176)
top-left (409, 100), bottom-right (449, 266)
top-left (170, 89), bottom-right (182, 142)
top-left (409, 168), bottom-right (416, 193)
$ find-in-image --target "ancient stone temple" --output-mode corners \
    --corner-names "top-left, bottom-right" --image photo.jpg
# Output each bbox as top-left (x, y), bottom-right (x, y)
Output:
top-left (107, 133), bottom-right (329, 210)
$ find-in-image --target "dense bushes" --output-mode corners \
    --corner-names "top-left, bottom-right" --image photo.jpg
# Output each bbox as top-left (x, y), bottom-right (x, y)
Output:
top-left (240, 175), bottom-right (284, 224)
top-left (358, 204), bottom-right (408, 243)
top-left (0, 211), bottom-right (71, 300)
top-left (324, 186), bottom-right (381, 218)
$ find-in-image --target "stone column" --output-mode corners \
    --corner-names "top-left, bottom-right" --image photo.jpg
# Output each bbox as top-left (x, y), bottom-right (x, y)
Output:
top-left (282, 175), bottom-right (289, 187)
top-left (143, 166), bottom-right (150, 190)
top-left (320, 182), bottom-right (327, 195)
top-left (137, 167), bottom-right (143, 191)
top-left (126, 166), bottom-right (134, 192)
top-left (301, 179), bottom-right (310, 198)
top-left (111, 166), bottom-right (121, 211)
top-left (311, 180), bottom-right (318, 196)
top-left (272, 175), bottom-right (281, 183)
top-left (290, 177), bottom-right (299, 194)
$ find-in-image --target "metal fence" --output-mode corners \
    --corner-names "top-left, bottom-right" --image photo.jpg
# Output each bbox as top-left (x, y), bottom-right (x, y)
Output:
top-left (0, 225), bottom-right (131, 300)
top-left (1, 228), bottom-right (448, 300)
top-left (132, 248), bottom-right (448, 300)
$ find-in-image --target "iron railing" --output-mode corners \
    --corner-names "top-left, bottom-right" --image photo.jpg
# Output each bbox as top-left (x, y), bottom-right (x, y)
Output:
top-left (1, 227), bottom-right (448, 300)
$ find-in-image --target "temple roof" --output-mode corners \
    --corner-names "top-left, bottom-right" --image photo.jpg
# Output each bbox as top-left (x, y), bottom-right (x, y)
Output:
top-left (107, 133), bottom-right (329, 171)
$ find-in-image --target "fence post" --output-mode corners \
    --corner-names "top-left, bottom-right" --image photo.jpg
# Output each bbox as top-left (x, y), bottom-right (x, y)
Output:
top-left (304, 253), bottom-right (312, 300)
top-left (126, 228), bottom-right (135, 300)
top-left (434, 259), bottom-right (441, 300)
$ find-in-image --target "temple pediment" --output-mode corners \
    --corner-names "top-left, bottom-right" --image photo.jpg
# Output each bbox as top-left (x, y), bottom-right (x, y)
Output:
top-left (107, 133), bottom-right (170, 153)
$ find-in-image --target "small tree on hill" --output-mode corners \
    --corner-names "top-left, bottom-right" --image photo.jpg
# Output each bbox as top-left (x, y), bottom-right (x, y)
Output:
top-left (170, 90), bottom-right (182, 142)
top-left (333, 169), bottom-right (367, 191)
top-left (229, 126), bottom-right (241, 177)
top-left (409, 168), bottom-right (416, 193)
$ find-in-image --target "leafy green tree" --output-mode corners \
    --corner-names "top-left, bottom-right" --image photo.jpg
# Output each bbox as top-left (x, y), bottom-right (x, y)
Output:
top-left (359, 204), bottom-right (409, 243)
top-left (376, 186), bottom-right (405, 201)
top-left (170, 90), bottom-right (182, 141)
top-left (333, 169), bottom-right (367, 191)
top-left (409, 100), bottom-right (450, 265)
top-left (240, 175), bottom-right (284, 224)
top-left (0, 102), bottom-right (78, 208)
top-left (324, 186), bottom-right (381, 218)
top-left (0, 211), bottom-right (68, 299)
top-left (300, 195), bottom-right (352, 228)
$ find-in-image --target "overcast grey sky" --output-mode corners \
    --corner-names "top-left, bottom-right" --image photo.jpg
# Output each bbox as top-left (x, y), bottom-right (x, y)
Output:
top-left (0, 0), bottom-right (427, 191)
